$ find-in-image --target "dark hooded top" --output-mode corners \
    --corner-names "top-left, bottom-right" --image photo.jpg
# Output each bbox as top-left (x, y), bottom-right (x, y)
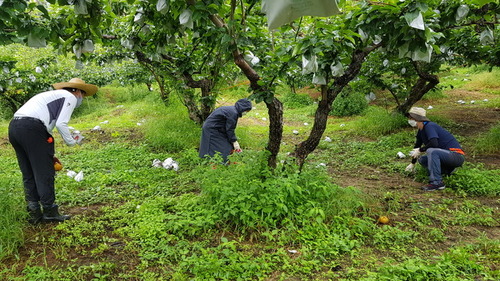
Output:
top-left (199, 99), bottom-right (252, 160)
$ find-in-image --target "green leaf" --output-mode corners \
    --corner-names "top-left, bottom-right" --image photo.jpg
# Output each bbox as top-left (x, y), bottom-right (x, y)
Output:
top-left (473, 0), bottom-right (494, 5)
top-left (221, 34), bottom-right (232, 44)
top-left (37, 5), bottom-right (50, 19)
top-left (425, 27), bottom-right (431, 41)
top-left (431, 44), bottom-right (441, 54)
top-left (416, 2), bottom-right (428, 13)
top-left (265, 96), bottom-right (274, 104)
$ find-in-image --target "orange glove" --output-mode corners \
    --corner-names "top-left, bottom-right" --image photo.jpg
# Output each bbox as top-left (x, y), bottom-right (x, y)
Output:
top-left (53, 157), bottom-right (63, 171)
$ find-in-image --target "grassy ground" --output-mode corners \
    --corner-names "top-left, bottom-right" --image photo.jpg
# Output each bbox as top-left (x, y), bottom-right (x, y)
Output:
top-left (0, 68), bottom-right (499, 280)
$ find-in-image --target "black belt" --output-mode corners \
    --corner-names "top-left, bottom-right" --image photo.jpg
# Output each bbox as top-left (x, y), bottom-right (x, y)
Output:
top-left (13, 116), bottom-right (43, 124)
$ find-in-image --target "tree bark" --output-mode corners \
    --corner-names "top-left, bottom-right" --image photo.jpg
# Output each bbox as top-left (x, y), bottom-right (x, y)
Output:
top-left (396, 61), bottom-right (439, 114)
top-left (233, 49), bottom-right (283, 168)
top-left (135, 51), bottom-right (169, 104)
top-left (136, 51), bottom-right (217, 125)
top-left (182, 73), bottom-right (216, 124)
top-left (294, 46), bottom-right (380, 169)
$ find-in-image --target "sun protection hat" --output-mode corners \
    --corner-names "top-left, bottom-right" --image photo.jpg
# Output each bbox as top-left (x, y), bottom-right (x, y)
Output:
top-left (406, 107), bottom-right (430, 122)
top-left (53, 78), bottom-right (98, 96)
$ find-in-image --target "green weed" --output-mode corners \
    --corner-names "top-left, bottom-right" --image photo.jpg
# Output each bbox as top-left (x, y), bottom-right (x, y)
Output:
top-left (100, 85), bottom-right (154, 104)
top-left (0, 185), bottom-right (25, 261)
top-left (349, 107), bottom-right (407, 138)
top-left (473, 122), bottom-right (500, 154)
top-left (280, 90), bottom-right (314, 109)
top-left (197, 151), bottom-right (347, 231)
top-left (446, 200), bottom-right (498, 227)
top-left (0, 155), bottom-right (26, 261)
top-left (446, 163), bottom-right (500, 196)
top-left (361, 246), bottom-right (497, 280)
top-left (331, 88), bottom-right (368, 117)
top-left (144, 108), bottom-right (200, 152)
top-left (464, 67), bottom-right (500, 94)
top-left (372, 225), bottom-right (418, 251)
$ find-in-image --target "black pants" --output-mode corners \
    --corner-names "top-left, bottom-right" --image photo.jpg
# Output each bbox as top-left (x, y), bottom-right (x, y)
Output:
top-left (8, 118), bottom-right (55, 206)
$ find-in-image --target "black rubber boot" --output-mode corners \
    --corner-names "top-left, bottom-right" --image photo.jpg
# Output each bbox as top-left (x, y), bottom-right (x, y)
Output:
top-left (27, 201), bottom-right (43, 225)
top-left (42, 204), bottom-right (71, 222)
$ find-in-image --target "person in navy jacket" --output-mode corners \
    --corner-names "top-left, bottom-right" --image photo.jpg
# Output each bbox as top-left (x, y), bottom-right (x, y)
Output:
top-left (199, 99), bottom-right (252, 162)
top-left (405, 107), bottom-right (465, 191)
top-left (9, 78), bottom-right (98, 224)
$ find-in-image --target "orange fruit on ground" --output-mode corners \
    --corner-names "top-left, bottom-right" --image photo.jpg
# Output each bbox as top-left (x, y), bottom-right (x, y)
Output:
top-left (54, 162), bottom-right (63, 171)
top-left (378, 216), bottom-right (390, 224)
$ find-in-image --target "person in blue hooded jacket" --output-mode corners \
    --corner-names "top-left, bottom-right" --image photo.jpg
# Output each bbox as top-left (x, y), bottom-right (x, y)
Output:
top-left (199, 98), bottom-right (252, 161)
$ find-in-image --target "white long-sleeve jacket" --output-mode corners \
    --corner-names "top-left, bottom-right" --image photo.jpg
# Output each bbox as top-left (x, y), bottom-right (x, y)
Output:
top-left (14, 89), bottom-right (78, 146)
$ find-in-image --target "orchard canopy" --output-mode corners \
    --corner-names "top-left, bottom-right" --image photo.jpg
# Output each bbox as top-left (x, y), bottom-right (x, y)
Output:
top-left (1, 0), bottom-right (498, 166)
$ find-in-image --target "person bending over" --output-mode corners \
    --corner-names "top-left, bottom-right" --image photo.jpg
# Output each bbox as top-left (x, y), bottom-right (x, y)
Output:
top-left (9, 78), bottom-right (98, 224)
top-left (199, 98), bottom-right (252, 162)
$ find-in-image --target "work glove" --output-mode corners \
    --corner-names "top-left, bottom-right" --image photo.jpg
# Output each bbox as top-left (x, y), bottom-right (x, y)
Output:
top-left (409, 148), bottom-right (421, 159)
top-left (72, 131), bottom-right (84, 145)
top-left (232, 141), bottom-right (242, 153)
top-left (405, 163), bottom-right (416, 173)
top-left (53, 156), bottom-right (63, 171)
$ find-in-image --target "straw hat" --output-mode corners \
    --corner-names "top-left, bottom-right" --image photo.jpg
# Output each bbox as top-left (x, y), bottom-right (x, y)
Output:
top-left (53, 78), bottom-right (98, 96)
top-left (406, 107), bottom-right (430, 122)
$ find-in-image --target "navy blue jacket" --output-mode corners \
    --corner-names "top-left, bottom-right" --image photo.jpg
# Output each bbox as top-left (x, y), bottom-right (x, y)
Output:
top-left (199, 99), bottom-right (252, 160)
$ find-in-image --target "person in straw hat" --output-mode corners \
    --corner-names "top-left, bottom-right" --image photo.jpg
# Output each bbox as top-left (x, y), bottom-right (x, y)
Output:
top-left (405, 107), bottom-right (465, 191)
top-left (8, 78), bottom-right (98, 224)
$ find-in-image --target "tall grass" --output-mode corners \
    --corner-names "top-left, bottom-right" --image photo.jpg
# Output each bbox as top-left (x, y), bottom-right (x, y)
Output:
top-left (143, 97), bottom-right (201, 152)
top-left (473, 122), bottom-right (500, 154)
top-left (195, 151), bottom-right (372, 231)
top-left (349, 107), bottom-right (407, 137)
top-left (99, 84), bottom-right (155, 104)
top-left (464, 67), bottom-right (500, 94)
top-left (0, 160), bottom-right (26, 260)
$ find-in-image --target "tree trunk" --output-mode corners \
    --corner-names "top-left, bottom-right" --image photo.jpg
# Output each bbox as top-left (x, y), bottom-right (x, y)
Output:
top-left (396, 62), bottom-right (439, 114)
top-left (135, 51), bottom-right (169, 104)
top-left (178, 89), bottom-right (203, 124)
top-left (265, 97), bottom-right (283, 168)
top-left (183, 73), bottom-right (215, 123)
top-left (294, 86), bottom-right (333, 169)
top-left (294, 46), bottom-right (380, 169)
top-left (233, 49), bottom-right (283, 168)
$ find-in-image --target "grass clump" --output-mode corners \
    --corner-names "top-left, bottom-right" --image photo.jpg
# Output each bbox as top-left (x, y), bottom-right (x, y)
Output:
top-left (361, 246), bottom-right (498, 281)
top-left (0, 185), bottom-right (25, 260)
top-left (349, 107), bottom-right (407, 138)
top-left (464, 67), bottom-right (500, 94)
top-left (196, 151), bottom-right (369, 231)
top-left (143, 99), bottom-right (201, 152)
top-left (280, 91), bottom-right (314, 109)
top-left (446, 163), bottom-right (500, 196)
top-left (330, 88), bottom-right (368, 117)
top-left (0, 154), bottom-right (26, 260)
top-left (473, 122), bottom-right (500, 154)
